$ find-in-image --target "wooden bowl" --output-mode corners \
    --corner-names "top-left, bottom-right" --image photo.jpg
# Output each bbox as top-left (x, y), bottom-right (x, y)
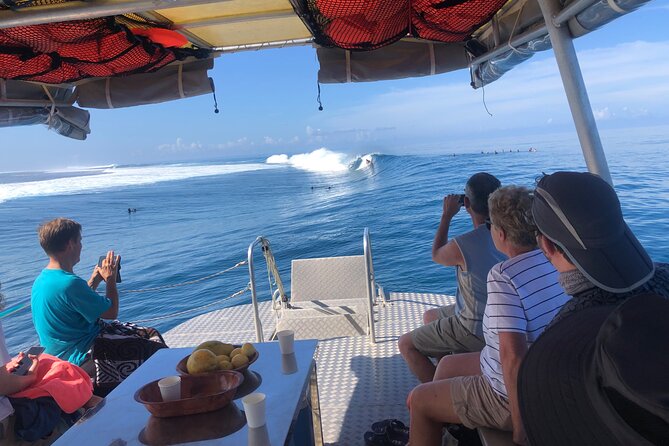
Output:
top-left (176, 345), bottom-right (259, 375)
top-left (134, 371), bottom-right (243, 418)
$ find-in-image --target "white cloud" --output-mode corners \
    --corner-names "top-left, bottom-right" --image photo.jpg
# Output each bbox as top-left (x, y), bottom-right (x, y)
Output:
top-left (594, 107), bottom-right (612, 121)
top-left (313, 40), bottom-right (669, 143)
top-left (213, 137), bottom-right (250, 149)
top-left (157, 137), bottom-right (203, 153)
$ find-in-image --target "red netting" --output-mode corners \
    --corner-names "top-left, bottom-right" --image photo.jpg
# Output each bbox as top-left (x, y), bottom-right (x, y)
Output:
top-left (0, 18), bottom-right (208, 84)
top-left (314, 0), bottom-right (410, 50)
top-left (412, 0), bottom-right (506, 42)
top-left (290, 0), bottom-right (506, 50)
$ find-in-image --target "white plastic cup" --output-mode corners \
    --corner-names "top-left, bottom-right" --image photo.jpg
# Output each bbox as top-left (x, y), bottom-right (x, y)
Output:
top-left (158, 376), bottom-right (181, 402)
top-left (248, 425), bottom-right (271, 446)
top-left (281, 352), bottom-right (298, 375)
top-left (242, 392), bottom-right (267, 428)
top-left (277, 330), bottom-right (295, 355)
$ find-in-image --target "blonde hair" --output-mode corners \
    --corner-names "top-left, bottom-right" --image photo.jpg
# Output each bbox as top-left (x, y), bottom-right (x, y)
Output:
top-left (488, 186), bottom-right (537, 248)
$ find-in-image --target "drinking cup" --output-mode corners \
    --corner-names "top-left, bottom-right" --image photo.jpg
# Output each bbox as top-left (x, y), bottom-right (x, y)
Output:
top-left (277, 330), bottom-right (295, 355)
top-left (242, 392), bottom-right (267, 428)
top-left (158, 376), bottom-right (181, 402)
top-left (281, 352), bottom-right (298, 375)
top-left (248, 425), bottom-right (271, 446)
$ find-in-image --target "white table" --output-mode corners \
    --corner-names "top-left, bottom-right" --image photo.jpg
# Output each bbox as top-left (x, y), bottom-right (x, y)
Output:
top-left (54, 340), bottom-right (321, 445)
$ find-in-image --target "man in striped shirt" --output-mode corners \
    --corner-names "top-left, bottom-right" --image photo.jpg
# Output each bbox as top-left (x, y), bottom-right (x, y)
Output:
top-left (408, 186), bottom-right (569, 446)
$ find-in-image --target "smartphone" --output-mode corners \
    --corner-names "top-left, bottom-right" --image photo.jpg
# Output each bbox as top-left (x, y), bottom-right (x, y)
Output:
top-left (458, 194), bottom-right (465, 206)
top-left (97, 255), bottom-right (122, 283)
top-left (11, 346), bottom-right (45, 375)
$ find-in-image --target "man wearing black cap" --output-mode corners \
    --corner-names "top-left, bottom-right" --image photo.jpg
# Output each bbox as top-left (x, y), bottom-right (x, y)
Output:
top-left (518, 171), bottom-right (669, 446)
top-left (531, 171), bottom-right (669, 324)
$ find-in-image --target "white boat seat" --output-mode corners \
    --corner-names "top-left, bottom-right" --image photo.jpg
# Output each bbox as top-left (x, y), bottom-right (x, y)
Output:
top-left (290, 255), bottom-right (368, 302)
top-left (276, 255), bottom-right (371, 340)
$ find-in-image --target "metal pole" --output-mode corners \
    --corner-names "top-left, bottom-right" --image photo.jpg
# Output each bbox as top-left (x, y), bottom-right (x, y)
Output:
top-left (363, 228), bottom-right (376, 344)
top-left (0, 100), bottom-right (73, 107)
top-left (247, 237), bottom-right (265, 343)
top-left (213, 38), bottom-right (314, 53)
top-left (536, 0), bottom-right (613, 185)
top-left (553, 0), bottom-right (599, 26)
top-left (0, 0), bottom-right (229, 29)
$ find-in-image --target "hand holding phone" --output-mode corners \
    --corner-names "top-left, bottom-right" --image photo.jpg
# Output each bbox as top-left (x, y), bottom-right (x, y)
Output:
top-left (11, 346), bottom-right (45, 376)
top-left (97, 254), bottom-right (122, 283)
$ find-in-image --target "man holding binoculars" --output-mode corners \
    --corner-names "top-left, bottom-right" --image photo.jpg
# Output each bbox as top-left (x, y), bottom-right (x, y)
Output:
top-left (399, 173), bottom-right (505, 383)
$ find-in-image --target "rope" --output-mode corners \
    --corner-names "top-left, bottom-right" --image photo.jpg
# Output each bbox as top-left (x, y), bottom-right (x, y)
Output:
top-left (124, 260), bottom-right (247, 293)
top-left (41, 85), bottom-right (57, 129)
top-left (0, 259), bottom-right (248, 320)
top-left (507, 4), bottom-right (526, 55)
top-left (0, 302), bottom-right (31, 320)
top-left (132, 284), bottom-right (251, 324)
top-left (261, 242), bottom-right (287, 304)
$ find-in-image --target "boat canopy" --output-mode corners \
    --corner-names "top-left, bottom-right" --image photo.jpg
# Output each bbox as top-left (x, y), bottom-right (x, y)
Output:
top-left (0, 0), bottom-right (652, 139)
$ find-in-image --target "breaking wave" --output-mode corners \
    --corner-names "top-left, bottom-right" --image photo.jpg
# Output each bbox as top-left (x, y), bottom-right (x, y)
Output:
top-left (266, 148), bottom-right (380, 173)
top-left (0, 162), bottom-right (275, 203)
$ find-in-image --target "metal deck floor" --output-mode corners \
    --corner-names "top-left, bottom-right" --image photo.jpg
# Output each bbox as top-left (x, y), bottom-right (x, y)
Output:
top-left (164, 292), bottom-right (455, 445)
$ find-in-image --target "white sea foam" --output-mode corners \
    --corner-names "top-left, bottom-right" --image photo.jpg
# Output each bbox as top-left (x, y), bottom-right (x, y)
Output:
top-left (265, 148), bottom-right (376, 173)
top-left (0, 163), bottom-right (275, 203)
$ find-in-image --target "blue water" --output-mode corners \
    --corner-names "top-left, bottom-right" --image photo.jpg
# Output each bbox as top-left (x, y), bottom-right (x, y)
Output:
top-left (1, 137), bottom-right (668, 354)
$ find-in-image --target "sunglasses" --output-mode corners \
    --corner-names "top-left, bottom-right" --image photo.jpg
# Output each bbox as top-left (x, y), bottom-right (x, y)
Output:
top-left (485, 219), bottom-right (492, 230)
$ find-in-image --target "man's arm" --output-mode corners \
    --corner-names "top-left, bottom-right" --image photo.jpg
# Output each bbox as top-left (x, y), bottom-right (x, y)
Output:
top-left (432, 194), bottom-right (465, 268)
top-left (499, 331), bottom-right (529, 445)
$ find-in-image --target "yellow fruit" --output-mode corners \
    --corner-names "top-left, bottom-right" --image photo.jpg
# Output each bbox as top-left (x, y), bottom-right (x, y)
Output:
top-left (194, 341), bottom-right (234, 356)
top-left (186, 349), bottom-right (218, 374)
top-left (216, 354), bottom-right (230, 363)
top-left (241, 343), bottom-right (256, 357)
top-left (230, 348), bottom-right (242, 358)
top-left (231, 353), bottom-right (249, 368)
top-left (217, 358), bottom-right (233, 370)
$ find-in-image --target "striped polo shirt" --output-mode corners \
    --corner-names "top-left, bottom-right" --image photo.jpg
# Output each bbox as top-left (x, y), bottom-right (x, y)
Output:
top-left (480, 249), bottom-right (569, 399)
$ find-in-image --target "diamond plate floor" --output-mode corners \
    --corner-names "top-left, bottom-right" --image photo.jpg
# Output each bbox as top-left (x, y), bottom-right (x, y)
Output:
top-left (164, 292), bottom-right (455, 445)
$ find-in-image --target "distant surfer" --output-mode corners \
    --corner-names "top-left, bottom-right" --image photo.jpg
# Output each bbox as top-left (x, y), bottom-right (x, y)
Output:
top-left (127, 208), bottom-right (137, 214)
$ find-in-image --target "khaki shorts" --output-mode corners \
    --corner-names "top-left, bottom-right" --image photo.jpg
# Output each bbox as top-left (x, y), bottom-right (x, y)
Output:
top-left (411, 304), bottom-right (485, 357)
top-left (450, 375), bottom-right (512, 431)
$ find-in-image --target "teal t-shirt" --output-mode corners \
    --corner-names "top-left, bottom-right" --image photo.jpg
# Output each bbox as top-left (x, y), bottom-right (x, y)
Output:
top-left (31, 269), bottom-right (111, 365)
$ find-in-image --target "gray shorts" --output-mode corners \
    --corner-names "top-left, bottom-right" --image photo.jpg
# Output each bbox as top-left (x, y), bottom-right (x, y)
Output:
top-left (411, 304), bottom-right (484, 357)
top-left (450, 375), bottom-right (512, 431)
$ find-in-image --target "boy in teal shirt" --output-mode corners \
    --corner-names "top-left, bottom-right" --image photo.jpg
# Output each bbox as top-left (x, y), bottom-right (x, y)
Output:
top-left (31, 218), bottom-right (119, 366)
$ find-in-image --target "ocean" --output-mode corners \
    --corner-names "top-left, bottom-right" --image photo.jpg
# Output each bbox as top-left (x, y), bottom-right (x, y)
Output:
top-left (1, 136), bottom-right (668, 354)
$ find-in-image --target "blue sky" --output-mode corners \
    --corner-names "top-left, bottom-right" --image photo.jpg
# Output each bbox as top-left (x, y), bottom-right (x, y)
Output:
top-left (2, 3), bottom-right (669, 171)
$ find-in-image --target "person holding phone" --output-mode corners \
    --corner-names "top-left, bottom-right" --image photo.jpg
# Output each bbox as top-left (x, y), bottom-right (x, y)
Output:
top-left (31, 218), bottom-right (120, 368)
top-left (31, 218), bottom-right (166, 394)
top-left (1, 281), bottom-right (100, 442)
top-left (398, 173), bottom-right (505, 383)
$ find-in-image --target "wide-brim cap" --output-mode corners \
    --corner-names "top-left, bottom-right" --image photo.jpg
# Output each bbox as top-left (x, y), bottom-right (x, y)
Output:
top-left (532, 172), bottom-right (654, 293)
top-left (518, 303), bottom-right (651, 446)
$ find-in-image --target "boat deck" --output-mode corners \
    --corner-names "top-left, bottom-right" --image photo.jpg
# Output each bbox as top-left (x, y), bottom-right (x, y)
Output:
top-left (164, 291), bottom-right (454, 445)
